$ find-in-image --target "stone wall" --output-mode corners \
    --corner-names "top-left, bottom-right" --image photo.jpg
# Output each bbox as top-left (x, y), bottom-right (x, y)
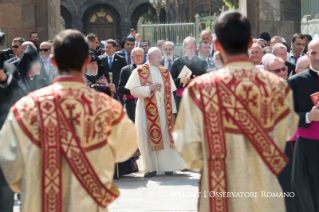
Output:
top-left (301, 18), bottom-right (319, 38)
top-left (0, 0), bottom-right (60, 49)
top-left (240, 0), bottom-right (301, 45)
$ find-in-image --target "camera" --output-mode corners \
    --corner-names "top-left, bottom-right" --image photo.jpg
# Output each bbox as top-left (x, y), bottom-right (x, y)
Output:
top-left (0, 31), bottom-right (13, 69)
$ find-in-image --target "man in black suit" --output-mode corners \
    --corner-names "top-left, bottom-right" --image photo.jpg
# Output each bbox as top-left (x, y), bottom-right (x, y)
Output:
top-left (5, 37), bottom-right (25, 64)
top-left (273, 43), bottom-right (296, 78)
top-left (86, 33), bottom-right (99, 54)
top-left (171, 36), bottom-right (207, 112)
top-left (287, 38), bottom-right (319, 212)
top-left (118, 47), bottom-right (144, 122)
top-left (99, 39), bottom-right (127, 103)
top-left (141, 40), bottom-right (150, 63)
top-left (39, 41), bottom-right (56, 82)
top-left (160, 41), bottom-right (179, 72)
top-left (115, 38), bottom-right (134, 65)
top-left (198, 41), bottom-right (216, 69)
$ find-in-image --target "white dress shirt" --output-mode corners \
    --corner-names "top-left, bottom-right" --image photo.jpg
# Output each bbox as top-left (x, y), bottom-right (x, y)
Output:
top-left (163, 56), bottom-right (174, 69)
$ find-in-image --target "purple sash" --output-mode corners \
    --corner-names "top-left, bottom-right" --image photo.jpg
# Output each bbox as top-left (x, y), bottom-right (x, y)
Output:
top-left (297, 121), bottom-right (319, 140)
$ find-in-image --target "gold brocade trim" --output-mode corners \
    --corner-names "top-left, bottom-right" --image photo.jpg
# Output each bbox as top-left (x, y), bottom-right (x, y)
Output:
top-left (137, 64), bottom-right (174, 151)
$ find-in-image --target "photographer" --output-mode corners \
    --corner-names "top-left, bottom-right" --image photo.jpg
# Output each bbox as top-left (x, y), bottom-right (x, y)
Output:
top-left (5, 37), bottom-right (25, 64)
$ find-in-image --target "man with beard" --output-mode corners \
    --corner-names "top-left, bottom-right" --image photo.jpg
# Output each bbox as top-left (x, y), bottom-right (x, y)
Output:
top-left (85, 51), bottom-right (116, 97)
top-left (160, 41), bottom-right (179, 73)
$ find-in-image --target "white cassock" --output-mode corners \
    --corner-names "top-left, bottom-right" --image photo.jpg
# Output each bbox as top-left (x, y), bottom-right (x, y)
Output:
top-left (125, 62), bottom-right (185, 172)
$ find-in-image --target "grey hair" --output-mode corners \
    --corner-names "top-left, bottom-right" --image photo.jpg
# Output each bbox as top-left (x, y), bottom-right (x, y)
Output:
top-left (272, 44), bottom-right (287, 55)
top-left (265, 57), bottom-right (285, 71)
top-left (183, 36), bottom-right (196, 47)
top-left (131, 47), bottom-right (144, 55)
top-left (256, 38), bottom-right (267, 47)
top-left (163, 41), bottom-right (175, 49)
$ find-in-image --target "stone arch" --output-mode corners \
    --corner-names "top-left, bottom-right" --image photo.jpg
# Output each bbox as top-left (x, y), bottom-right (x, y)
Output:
top-left (131, 3), bottom-right (166, 29)
top-left (77, 0), bottom-right (122, 22)
top-left (82, 4), bottom-right (121, 40)
top-left (60, 6), bottom-right (72, 29)
top-left (193, 0), bottom-right (223, 15)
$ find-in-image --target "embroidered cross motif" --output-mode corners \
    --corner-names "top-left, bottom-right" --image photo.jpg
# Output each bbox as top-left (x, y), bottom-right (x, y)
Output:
top-left (240, 85), bottom-right (258, 107)
top-left (43, 102), bottom-right (53, 111)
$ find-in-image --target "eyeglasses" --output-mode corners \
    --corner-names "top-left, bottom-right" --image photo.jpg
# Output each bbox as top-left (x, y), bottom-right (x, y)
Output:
top-left (269, 66), bottom-right (288, 73)
top-left (132, 55), bottom-right (143, 58)
top-left (12, 45), bottom-right (19, 49)
top-left (164, 48), bottom-right (173, 51)
top-left (39, 49), bottom-right (50, 52)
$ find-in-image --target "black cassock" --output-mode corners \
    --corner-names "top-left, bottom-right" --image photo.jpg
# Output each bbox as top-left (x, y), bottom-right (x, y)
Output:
top-left (287, 69), bottom-right (319, 212)
top-left (118, 64), bottom-right (137, 122)
top-left (171, 55), bottom-right (207, 112)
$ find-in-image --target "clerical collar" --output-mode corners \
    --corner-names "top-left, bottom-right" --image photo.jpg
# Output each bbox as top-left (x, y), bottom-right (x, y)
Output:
top-left (310, 66), bottom-right (319, 74)
top-left (147, 62), bottom-right (158, 69)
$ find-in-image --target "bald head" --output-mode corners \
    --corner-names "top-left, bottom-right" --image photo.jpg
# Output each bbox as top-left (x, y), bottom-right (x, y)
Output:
top-left (307, 39), bottom-right (319, 70)
top-left (201, 29), bottom-right (213, 44)
top-left (249, 44), bottom-right (263, 65)
top-left (131, 47), bottom-right (144, 65)
top-left (296, 56), bottom-right (310, 73)
top-left (21, 41), bottom-right (36, 52)
top-left (40, 42), bottom-right (52, 59)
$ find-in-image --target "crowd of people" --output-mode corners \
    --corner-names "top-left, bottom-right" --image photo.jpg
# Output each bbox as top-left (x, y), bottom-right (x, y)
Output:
top-left (0, 10), bottom-right (318, 212)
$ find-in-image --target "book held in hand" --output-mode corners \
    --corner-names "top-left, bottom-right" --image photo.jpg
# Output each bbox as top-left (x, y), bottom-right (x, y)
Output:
top-left (310, 91), bottom-right (319, 106)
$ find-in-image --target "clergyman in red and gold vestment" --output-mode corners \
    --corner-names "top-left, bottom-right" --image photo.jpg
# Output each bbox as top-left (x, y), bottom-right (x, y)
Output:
top-left (173, 11), bottom-right (299, 212)
top-left (0, 30), bottom-right (138, 212)
top-left (126, 47), bottom-right (185, 178)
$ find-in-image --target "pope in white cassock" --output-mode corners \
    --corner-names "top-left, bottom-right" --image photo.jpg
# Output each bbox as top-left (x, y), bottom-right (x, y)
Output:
top-left (125, 47), bottom-right (185, 177)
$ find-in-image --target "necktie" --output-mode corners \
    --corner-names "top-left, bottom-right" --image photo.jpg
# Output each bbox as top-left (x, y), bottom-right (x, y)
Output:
top-left (127, 54), bottom-right (131, 65)
top-left (109, 57), bottom-right (113, 69)
top-left (135, 42), bottom-right (138, 47)
top-left (168, 60), bottom-right (172, 72)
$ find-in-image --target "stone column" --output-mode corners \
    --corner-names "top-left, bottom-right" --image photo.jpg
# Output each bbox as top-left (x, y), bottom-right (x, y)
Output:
top-left (120, 20), bottom-right (132, 40)
top-left (71, 19), bottom-right (84, 32)
top-left (0, 0), bottom-right (60, 49)
top-left (239, 0), bottom-right (301, 45)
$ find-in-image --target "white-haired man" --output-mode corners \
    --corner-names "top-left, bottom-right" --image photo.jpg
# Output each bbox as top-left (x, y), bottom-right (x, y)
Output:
top-left (160, 41), bottom-right (179, 72)
top-left (265, 57), bottom-right (288, 79)
top-left (200, 29), bottom-right (214, 57)
top-left (126, 47), bottom-right (185, 178)
top-left (248, 43), bottom-right (263, 65)
top-left (171, 36), bottom-right (207, 111)
top-left (273, 43), bottom-right (296, 77)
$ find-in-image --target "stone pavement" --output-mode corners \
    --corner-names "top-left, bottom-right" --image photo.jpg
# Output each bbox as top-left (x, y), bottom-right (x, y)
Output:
top-left (109, 171), bottom-right (200, 212)
top-left (14, 170), bottom-right (200, 212)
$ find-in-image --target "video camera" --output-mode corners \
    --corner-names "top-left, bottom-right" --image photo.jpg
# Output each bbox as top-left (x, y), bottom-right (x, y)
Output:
top-left (0, 31), bottom-right (13, 69)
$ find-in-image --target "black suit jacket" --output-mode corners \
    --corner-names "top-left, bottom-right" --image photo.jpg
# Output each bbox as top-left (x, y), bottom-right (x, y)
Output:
top-left (160, 55), bottom-right (179, 67)
top-left (171, 55), bottom-right (208, 89)
top-left (99, 54), bottom-right (127, 87)
top-left (0, 63), bottom-right (49, 127)
top-left (118, 64), bottom-right (136, 95)
top-left (287, 69), bottom-right (317, 128)
top-left (39, 60), bottom-right (57, 82)
top-left (285, 61), bottom-right (296, 77)
top-left (115, 49), bottom-right (125, 58)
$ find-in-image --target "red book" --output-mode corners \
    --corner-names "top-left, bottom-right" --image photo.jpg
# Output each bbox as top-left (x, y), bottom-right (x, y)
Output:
top-left (310, 91), bottom-right (319, 105)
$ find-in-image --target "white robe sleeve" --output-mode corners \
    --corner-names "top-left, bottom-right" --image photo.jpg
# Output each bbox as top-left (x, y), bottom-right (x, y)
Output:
top-left (173, 86), bottom-right (204, 171)
top-left (0, 111), bottom-right (26, 193)
top-left (125, 68), bottom-right (151, 98)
